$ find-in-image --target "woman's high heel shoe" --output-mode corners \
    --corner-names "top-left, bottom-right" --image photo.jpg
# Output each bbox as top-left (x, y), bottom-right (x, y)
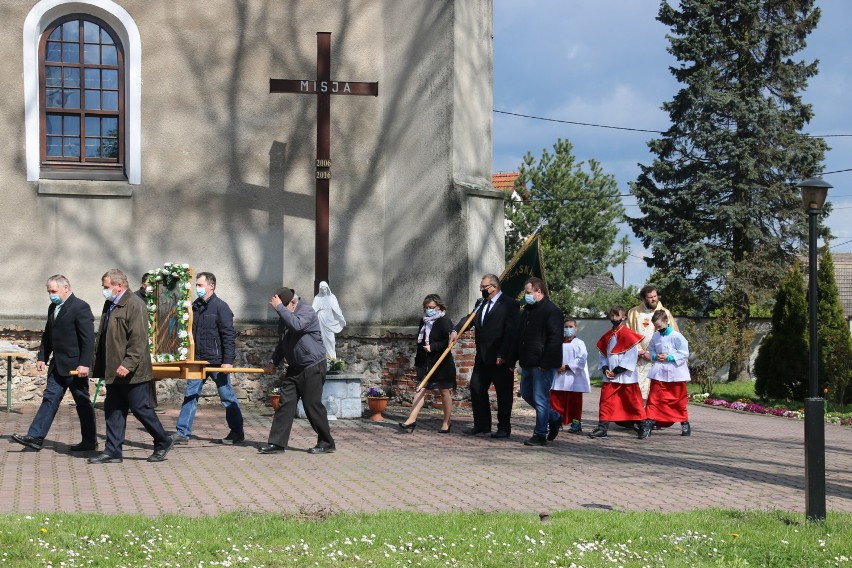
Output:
top-left (438, 422), bottom-right (452, 434)
top-left (398, 421), bottom-right (417, 432)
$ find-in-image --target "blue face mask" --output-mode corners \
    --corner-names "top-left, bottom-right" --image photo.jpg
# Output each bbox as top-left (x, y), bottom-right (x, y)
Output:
top-left (524, 293), bottom-right (536, 305)
top-left (424, 308), bottom-right (437, 318)
top-left (49, 294), bottom-right (62, 305)
top-left (564, 327), bottom-right (576, 338)
top-left (196, 287), bottom-right (207, 299)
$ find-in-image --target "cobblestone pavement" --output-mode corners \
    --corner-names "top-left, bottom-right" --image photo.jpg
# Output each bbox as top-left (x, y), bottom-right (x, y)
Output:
top-left (1, 388), bottom-right (850, 517)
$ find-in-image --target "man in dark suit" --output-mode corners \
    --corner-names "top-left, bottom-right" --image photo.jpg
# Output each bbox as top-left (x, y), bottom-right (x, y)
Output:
top-left (88, 269), bottom-right (173, 464)
top-left (451, 274), bottom-right (520, 438)
top-left (12, 275), bottom-right (97, 452)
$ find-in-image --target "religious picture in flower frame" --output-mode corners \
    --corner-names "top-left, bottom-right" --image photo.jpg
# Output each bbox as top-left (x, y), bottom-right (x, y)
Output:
top-left (146, 263), bottom-right (195, 363)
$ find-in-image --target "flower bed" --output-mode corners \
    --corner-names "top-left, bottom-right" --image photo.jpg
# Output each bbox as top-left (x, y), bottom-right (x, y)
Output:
top-left (689, 393), bottom-right (852, 426)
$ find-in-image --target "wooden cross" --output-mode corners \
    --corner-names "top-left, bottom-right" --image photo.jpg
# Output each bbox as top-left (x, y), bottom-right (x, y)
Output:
top-left (270, 32), bottom-right (378, 293)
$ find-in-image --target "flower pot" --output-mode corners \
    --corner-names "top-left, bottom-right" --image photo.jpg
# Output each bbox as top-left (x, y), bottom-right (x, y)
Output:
top-left (269, 394), bottom-right (281, 411)
top-left (366, 396), bottom-right (389, 421)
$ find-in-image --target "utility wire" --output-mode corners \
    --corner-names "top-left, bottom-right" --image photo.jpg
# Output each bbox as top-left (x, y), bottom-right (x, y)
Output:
top-left (494, 108), bottom-right (852, 139)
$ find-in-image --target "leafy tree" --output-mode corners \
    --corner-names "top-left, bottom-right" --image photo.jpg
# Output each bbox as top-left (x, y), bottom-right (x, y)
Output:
top-left (754, 263), bottom-right (808, 400)
top-left (816, 246), bottom-right (852, 404)
top-left (628, 0), bottom-right (828, 381)
top-left (681, 308), bottom-right (755, 395)
top-left (572, 285), bottom-right (639, 319)
top-left (505, 138), bottom-right (626, 309)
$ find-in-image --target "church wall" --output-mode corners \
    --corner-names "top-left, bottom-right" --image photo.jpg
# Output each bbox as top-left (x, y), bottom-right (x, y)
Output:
top-left (1, 0), bottom-right (497, 331)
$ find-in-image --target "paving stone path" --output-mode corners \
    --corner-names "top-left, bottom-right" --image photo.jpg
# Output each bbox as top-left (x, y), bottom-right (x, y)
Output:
top-left (1, 388), bottom-right (850, 517)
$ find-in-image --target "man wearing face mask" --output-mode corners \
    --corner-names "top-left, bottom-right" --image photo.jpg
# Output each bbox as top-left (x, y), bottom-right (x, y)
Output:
top-left (626, 285), bottom-right (678, 401)
top-left (89, 269), bottom-right (174, 464)
top-left (516, 277), bottom-right (564, 446)
top-left (450, 274), bottom-right (519, 438)
top-left (11, 275), bottom-right (97, 452)
top-left (173, 272), bottom-right (244, 445)
top-left (589, 305), bottom-right (647, 439)
top-left (260, 286), bottom-right (335, 455)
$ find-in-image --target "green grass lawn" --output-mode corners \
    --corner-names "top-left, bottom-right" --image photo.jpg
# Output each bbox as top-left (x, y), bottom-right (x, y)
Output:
top-left (1, 509), bottom-right (849, 567)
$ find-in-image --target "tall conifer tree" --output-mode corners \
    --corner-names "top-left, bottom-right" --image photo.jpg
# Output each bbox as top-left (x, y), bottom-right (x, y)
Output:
top-left (816, 247), bottom-right (852, 403)
top-left (754, 262), bottom-right (808, 399)
top-left (629, 0), bottom-right (827, 380)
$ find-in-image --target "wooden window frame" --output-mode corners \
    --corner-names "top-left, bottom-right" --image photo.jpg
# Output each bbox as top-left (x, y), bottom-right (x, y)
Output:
top-left (39, 14), bottom-right (126, 181)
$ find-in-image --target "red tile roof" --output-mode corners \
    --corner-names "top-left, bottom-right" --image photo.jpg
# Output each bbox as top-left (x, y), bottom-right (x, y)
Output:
top-left (492, 172), bottom-right (519, 194)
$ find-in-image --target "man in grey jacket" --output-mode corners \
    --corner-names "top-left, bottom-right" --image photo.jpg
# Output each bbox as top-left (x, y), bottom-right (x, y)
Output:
top-left (259, 286), bottom-right (335, 455)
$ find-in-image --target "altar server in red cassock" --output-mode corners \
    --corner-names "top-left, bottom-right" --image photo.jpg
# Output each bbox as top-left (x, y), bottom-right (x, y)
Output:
top-left (549, 318), bottom-right (590, 434)
top-left (589, 305), bottom-right (646, 439)
top-left (643, 310), bottom-right (691, 437)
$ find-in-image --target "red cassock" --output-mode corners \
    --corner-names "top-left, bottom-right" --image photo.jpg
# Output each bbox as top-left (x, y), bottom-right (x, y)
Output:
top-left (549, 391), bottom-right (583, 424)
top-left (645, 380), bottom-right (688, 425)
top-left (598, 383), bottom-right (646, 421)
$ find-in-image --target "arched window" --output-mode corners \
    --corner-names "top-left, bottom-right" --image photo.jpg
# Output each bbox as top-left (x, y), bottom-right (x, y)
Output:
top-left (40, 15), bottom-right (124, 180)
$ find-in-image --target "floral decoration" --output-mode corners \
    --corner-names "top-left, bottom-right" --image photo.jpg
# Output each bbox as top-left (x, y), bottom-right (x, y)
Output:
top-left (689, 393), bottom-right (851, 425)
top-left (366, 386), bottom-right (388, 398)
top-left (146, 262), bottom-right (193, 363)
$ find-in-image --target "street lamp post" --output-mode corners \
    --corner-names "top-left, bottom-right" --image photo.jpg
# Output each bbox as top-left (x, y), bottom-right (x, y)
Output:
top-left (797, 176), bottom-right (831, 522)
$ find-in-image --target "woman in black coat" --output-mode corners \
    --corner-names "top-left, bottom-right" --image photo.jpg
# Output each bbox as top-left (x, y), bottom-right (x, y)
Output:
top-left (399, 294), bottom-right (457, 433)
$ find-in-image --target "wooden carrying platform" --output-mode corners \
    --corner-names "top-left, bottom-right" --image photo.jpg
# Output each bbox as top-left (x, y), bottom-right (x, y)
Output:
top-left (152, 362), bottom-right (264, 380)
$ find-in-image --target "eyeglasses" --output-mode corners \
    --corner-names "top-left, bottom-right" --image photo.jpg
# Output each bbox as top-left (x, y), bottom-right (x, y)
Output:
top-left (479, 284), bottom-right (494, 291)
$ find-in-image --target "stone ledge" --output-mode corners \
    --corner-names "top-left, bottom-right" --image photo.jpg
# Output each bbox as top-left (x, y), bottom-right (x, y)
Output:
top-left (37, 180), bottom-right (133, 197)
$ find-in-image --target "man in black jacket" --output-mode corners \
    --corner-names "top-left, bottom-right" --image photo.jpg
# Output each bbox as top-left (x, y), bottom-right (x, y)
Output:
top-left (517, 277), bottom-right (564, 446)
top-left (452, 274), bottom-right (520, 438)
top-left (12, 275), bottom-right (97, 452)
top-left (173, 272), bottom-right (244, 445)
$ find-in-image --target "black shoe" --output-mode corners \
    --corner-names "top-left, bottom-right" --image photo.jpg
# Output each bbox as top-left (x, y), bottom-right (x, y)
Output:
top-left (147, 438), bottom-right (176, 462)
top-left (588, 426), bottom-right (608, 438)
top-left (638, 420), bottom-right (653, 440)
top-left (216, 432), bottom-right (245, 445)
top-left (681, 421), bottom-right (691, 436)
top-left (547, 416), bottom-right (563, 441)
top-left (523, 435), bottom-right (547, 446)
top-left (437, 423), bottom-right (452, 434)
top-left (463, 426), bottom-right (491, 436)
top-left (88, 453), bottom-right (122, 464)
top-left (69, 442), bottom-right (97, 452)
top-left (258, 444), bottom-right (285, 454)
top-left (490, 430), bottom-right (510, 439)
top-left (398, 421), bottom-right (417, 433)
top-left (307, 444), bottom-right (336, 454)
top-left (11, 434), bottom-right (43, 451)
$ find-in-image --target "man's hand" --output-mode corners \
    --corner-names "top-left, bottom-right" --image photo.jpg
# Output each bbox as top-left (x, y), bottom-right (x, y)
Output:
top-left (639, 349), bottom-right (652, 361)
top-left (264, 364), bottom-right (276, 375)
top-left (558, 365), bottom-right (567, 372)
top-left (76, 365), bottom-right (89, 379)
top-left (36, 361), bottom-right (45, 373)
top-left (424, 345), bottom-right (431, 353)
top-left (221, 363), bottom-right (234, 369)
top-left (270, 295), bottom-right (282, 310)
top-left (449, 331), bottom-right (458, 343)
top-left (496, 357), bottom-right (506, 366)
top-left (115, 365), bottom-right (130, 378)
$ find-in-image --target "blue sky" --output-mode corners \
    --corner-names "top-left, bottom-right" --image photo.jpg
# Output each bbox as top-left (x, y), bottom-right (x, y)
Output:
top-left (493, 0), bottom-right (852, 289)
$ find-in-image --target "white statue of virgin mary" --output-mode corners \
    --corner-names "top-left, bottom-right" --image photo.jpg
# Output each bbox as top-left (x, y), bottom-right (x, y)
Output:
top-left (312, 281), bottom-right (346, 362)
